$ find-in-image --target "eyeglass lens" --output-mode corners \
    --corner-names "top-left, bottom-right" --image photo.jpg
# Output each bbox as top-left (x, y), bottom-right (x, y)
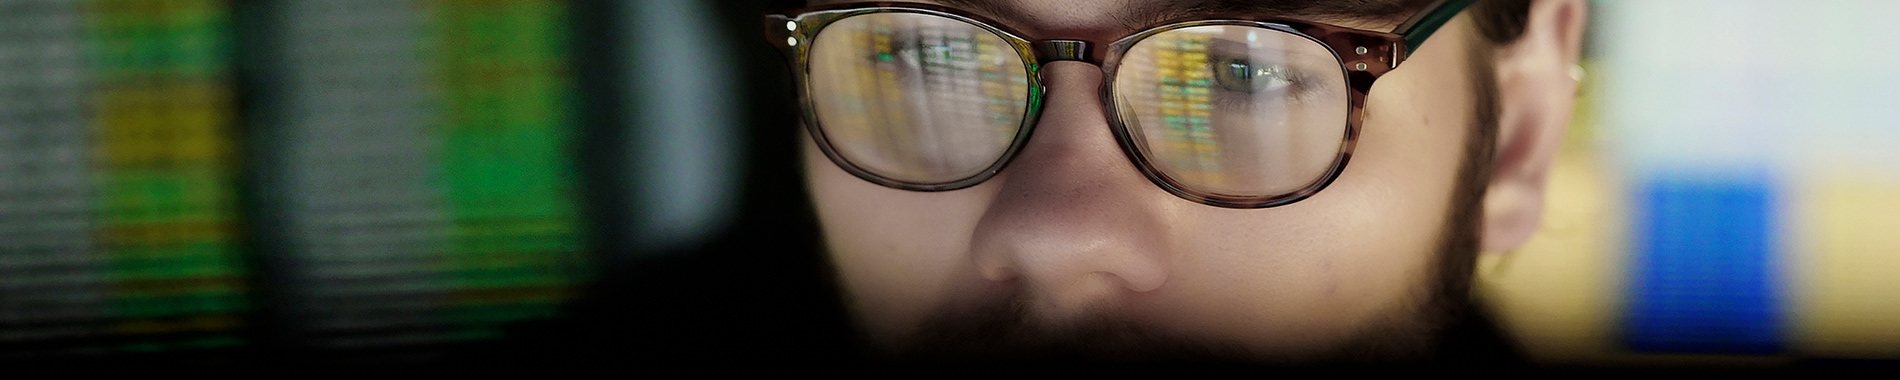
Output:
top-left (808, 12), bottom-right (1029, 184)
top-left (1114, 25), bottom-right (1349, 197)
top-left (807, 12), bottom-right (1350, 198)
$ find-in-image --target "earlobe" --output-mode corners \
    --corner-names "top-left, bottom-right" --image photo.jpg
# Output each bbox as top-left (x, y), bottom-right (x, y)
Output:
top-left (1479, 0), bottom-right (1588, 253)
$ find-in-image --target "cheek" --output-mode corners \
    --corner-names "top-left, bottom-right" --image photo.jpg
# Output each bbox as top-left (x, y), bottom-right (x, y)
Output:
top-left (1141, 56), bottom-right (1474, 349)
top-left (805, 141), bottom-right (997, 342)
top-left (1147, 166), bottom-right (1457, 348)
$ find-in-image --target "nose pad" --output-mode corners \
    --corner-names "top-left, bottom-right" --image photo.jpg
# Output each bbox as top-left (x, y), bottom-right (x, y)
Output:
top-left (969, 61), bottom-right (1170, 308)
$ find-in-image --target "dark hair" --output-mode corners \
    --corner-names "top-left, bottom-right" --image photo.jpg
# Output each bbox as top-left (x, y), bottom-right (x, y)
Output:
top-left (1470, 0), bottom-right (1535, 45)
top-left (1420, 0), bottom-right (1533, 356)
top-left (773, 0), bottom-right (1537, 36)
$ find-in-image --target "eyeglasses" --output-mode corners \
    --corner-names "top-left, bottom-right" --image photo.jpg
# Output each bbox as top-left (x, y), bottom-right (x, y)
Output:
top-left (764, 0), bottom-right (1475, 208)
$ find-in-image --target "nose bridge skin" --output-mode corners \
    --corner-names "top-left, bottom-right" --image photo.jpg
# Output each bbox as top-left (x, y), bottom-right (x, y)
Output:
top-left (968, 60), bottom-right (1172, 315)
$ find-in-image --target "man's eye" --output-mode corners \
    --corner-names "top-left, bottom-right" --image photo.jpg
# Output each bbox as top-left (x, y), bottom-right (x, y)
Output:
top-left (1212, 59), bottom-right (1294, 94)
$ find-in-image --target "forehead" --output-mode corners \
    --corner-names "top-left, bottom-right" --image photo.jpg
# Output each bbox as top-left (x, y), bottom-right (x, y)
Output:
top-left (807, 0), bottom-right (1420, 39)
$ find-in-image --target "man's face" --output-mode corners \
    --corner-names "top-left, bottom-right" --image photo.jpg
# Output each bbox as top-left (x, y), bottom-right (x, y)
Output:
top-left (804, 0), bottom-right (1510, 363)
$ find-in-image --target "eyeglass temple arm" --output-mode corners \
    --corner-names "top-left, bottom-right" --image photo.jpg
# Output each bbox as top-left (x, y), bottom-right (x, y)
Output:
top-left (1393, 0), bottom-right (1478, 52)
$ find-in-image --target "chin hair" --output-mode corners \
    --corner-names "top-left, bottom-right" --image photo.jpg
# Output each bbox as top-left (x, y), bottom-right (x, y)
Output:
top-left (893, 292), bottom-right (1256, 365)
top-left (1324, 24), bottom-right (1503, 364)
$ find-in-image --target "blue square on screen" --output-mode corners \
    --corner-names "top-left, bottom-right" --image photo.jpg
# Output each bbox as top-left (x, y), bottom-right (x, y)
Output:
top-left (1624, 175), bottom-right (1783, 354)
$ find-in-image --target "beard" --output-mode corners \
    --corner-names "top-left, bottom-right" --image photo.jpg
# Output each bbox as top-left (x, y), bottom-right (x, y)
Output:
top-left (875, 34), bottom-right (1505, 369)
top-left (897, 290), bottom-right (1255, 365)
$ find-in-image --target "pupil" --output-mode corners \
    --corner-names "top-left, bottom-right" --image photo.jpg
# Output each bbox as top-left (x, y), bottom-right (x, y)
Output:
top-left (1227, 60), bottom-right (1254, 81)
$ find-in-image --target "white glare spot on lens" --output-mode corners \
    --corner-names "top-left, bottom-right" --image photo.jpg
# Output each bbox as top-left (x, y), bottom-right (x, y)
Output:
top-left (786, 21), bottom-right (797, 31)
top-left (1355, 46), bottom-right (1368, 55)
top-left (1247, 30), bottom-right (1257, 42)
top-left (1354, 62), bottom-right (1368, 70)
top-left (787, 37), bottom-right (798, 46)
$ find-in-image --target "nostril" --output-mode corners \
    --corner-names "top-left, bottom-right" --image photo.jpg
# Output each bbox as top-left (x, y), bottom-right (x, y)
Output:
top-left (966, 57), bottom-right (1169, 298)
top-left (974, 253), bottom-right (1021, 282)
top-left (1110, 266), bottom-right (1167, 293)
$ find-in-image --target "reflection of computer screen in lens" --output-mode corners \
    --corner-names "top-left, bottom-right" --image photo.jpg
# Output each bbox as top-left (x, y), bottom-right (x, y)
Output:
top-left (841, 17), bottom-right (1027, 178)
top-left (1127, 33), bottom-right (1224, 184)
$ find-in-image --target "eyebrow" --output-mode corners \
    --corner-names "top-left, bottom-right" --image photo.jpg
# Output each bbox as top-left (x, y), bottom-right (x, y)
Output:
top-left (931, 0), bottom-right (1436, 32)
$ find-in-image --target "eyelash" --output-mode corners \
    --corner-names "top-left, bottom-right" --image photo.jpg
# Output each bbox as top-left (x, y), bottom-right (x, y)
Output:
top-left (1204, 63), bottom-right (1330, 110)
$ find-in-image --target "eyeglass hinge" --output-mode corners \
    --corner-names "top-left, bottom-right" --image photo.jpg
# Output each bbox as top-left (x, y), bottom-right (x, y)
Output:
top-left (1032, 40), bottom-right (1090, 62)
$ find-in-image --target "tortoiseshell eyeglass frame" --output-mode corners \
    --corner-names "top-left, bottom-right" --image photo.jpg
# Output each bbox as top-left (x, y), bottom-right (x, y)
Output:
top-left (764, 0), bottom-right (1477, 208)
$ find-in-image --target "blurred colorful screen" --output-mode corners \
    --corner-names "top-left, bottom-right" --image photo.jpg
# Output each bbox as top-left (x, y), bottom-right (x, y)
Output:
top-left (1480, 0), bottom-right (1900, 364)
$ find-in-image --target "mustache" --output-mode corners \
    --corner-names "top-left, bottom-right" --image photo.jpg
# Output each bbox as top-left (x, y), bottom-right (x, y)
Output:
top-left (894, 291), bottom-right (1253, 365)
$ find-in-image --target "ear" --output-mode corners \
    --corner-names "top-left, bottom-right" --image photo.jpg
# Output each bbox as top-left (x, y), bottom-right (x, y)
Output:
top-left (1481, 0), bottom-right (1589, 253)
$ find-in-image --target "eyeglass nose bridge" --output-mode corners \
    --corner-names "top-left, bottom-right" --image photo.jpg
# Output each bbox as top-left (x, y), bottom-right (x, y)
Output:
top-left (1031, 40), bottom-right (1093, 63)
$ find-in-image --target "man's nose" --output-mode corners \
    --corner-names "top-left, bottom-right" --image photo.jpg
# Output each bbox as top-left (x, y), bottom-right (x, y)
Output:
top-left (969, 61), bottom-right (1173, 314)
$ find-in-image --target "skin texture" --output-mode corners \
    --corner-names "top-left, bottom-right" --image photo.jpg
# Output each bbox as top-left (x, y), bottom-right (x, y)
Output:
top-left (802, 0), bottom-right (1586, 363)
